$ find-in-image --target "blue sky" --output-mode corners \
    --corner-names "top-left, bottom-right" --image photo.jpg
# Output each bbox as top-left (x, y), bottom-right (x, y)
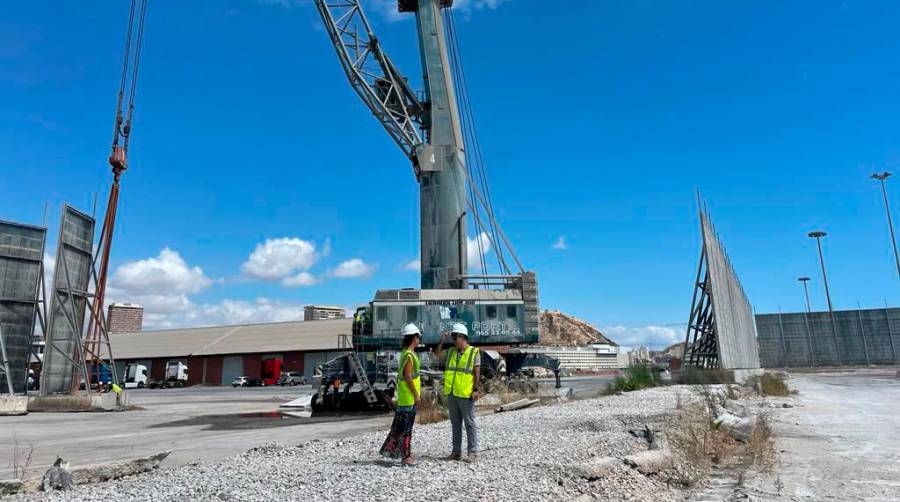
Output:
top-left (2, 0), bottom-right (900, 348)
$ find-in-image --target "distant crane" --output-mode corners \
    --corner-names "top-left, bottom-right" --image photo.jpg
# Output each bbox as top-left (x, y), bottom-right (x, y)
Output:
top-left (82, 0), bottom-right (148, 385)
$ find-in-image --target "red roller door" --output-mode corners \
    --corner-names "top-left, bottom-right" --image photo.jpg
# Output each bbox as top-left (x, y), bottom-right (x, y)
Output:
top-left (187, 357), bottom-right (203, 386)
top-left (150, 358), bottom-right (167, 381)
top-left (204, 356), bottom-right (223, 385)
top-left (243, 354), bottom-right (262, 379)
top-left (283, 351), bottom-right (304, 373)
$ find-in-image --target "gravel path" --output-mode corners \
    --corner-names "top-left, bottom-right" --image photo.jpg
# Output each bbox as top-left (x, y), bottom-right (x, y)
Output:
top-left (18, 388), bottom-right (695, 502)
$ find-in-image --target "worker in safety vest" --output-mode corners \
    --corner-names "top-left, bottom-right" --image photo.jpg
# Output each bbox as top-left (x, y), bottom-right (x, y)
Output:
top-left (379, 323), bottom-right (422, 466)
top-left (434, 322), bottom-right (481, 462)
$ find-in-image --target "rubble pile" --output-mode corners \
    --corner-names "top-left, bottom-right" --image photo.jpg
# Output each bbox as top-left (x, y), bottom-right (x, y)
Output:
top-left (20, 388), bottom-right (698, 502)
top-left (540, 310), bottom-right (614, 347)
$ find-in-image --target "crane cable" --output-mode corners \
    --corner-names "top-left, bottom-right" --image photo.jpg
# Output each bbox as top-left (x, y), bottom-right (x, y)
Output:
top-left (110, 0), bottom-right (148, 175)
top-left (83, 0), bottom-right (148, 386)
top-left (445, 8), bottom-right (516, 276)
top-left (443, 10), bottom-right (487, 280)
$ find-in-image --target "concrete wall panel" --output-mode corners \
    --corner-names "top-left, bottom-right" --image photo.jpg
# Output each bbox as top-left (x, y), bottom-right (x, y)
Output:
top-left (757, 308), bottom-right (900, 368)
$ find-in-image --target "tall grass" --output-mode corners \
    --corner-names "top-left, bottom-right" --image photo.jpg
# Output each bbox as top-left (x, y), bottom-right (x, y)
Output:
top-left (748, 373), bottom-right (791, 397)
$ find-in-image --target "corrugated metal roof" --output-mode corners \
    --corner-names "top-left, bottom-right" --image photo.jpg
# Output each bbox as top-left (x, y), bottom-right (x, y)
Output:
top-left (104, 319), bottom-right (351, 360)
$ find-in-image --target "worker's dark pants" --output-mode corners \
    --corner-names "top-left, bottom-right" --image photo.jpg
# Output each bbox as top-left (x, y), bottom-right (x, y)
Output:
top-left (447, 395), bottom-right (478, 454)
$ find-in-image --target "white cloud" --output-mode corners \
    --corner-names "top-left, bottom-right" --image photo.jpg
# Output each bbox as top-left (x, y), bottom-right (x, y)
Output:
top-left (241, 237), bottom-right (319, 281)
top-left (467, 232), bottom-right (492, 269)
top-left (143, 297), bottom-right (307, 330)
top-left (332, 258), bottom-right (376, 279)
top-left (107, 248), bottom-right (214, 314)
top-left (402, 259), bottom-right (420, 272)
top-left (110, 248), bottom-right (212, 296)
top-left (282, 271), bottom-right (317, 287)
top-left (601, 325), bottom-right (684, 350)
top-left (552, 235), bottom-right (568, 250)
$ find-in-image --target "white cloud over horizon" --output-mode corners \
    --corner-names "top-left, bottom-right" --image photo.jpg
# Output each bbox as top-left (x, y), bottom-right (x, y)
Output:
top-left (331, 258), bottom-right (376, 279)
top-left (142, 297), bottom-right (307, 330)
top-left (601, 325), bottom-right (684, 350)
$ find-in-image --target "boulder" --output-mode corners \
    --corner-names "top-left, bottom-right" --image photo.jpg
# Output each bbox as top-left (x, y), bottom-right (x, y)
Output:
top-left (714, 411), bottom-right (756, 442)
top-left (623, 449), bottom-right (674, 475)
top-left (570, 457), bottom-right (618, 480)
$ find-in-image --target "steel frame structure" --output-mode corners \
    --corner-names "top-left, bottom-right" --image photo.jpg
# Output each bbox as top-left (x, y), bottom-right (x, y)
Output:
top-left (315, 0), bottom-right (425, 172)
top-left (684, 245), bottom-right (719, 368)
top-left (683, 199), bottom-right (760, 370)
top-left (0, 220), bottom-right (47, 394)
top-left (40, 205), bottom-right (120, 395)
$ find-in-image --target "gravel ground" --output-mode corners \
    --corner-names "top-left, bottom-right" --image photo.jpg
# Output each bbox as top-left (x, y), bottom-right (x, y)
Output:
top-left (15, 387), bottom-right (700, 502)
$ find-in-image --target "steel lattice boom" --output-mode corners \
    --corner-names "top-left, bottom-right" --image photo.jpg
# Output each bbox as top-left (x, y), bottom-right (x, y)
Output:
top-left (315, 0), bottom-right (426, 175)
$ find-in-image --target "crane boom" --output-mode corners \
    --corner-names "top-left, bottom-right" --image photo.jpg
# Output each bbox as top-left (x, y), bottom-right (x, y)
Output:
top-left (315, 0), bottom-right (426, 175)
top-left (317, 0), bottom-right (469, 289)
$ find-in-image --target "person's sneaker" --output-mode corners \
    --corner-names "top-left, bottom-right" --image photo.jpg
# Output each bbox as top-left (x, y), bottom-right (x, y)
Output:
top-left (465, 453), bottom-right (478, 463)
top-left (443, 453), bottom-right (462, 461)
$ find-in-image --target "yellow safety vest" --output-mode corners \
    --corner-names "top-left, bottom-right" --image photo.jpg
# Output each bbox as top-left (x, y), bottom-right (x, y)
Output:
top-left (396, 349), bottom-right (421, 407)
top-left (443, 346), bottom-right (479, 398)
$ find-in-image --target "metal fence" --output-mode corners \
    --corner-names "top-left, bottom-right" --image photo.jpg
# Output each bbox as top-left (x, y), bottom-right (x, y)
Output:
top-left (756, 308), bottom-right (900, 368)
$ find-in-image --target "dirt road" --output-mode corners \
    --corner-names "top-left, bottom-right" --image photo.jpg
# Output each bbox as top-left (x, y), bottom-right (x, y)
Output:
top-left (763, 369), bottom-right (900, 501)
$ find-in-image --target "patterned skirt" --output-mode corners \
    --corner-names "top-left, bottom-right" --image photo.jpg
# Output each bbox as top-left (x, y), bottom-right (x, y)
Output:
top-left (380, 405), bottom-right (417, 459)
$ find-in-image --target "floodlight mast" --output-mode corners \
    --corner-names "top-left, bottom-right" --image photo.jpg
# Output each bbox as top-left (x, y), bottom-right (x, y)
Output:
top-left (316, 0), bottom-right (468, 290)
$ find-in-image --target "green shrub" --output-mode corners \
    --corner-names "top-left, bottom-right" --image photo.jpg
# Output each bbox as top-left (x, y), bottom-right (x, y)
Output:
top-left (606, 364), bottom-right (658, 394)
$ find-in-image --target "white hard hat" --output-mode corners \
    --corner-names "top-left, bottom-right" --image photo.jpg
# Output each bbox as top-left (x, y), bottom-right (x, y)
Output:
top-left (450, 323), bottom-right (468, 337)
top-left (401, 323), bottom-right (421, 337)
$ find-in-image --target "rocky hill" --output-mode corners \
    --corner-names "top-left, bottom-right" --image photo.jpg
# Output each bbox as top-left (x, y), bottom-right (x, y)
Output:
top-left (539, 310), bottom-right (616, 347)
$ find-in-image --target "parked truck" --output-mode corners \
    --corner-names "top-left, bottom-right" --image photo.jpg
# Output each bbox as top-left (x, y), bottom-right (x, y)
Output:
top-left (156, 360), bottom-right (188, 389)
top-left (123, 363), bottom-right (149, 389)
top-left (261, 358), bottom-right (283, 387)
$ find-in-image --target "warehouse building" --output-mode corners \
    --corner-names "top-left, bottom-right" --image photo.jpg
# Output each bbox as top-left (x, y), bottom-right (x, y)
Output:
top-left (519, 344), bottom-right (625, 371)
top-left (106, 319), bottom-right (351, 386)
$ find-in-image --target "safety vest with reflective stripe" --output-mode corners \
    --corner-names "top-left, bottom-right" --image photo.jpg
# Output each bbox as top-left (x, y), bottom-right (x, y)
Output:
top-left (396, 349), bottom-right (421, 407)
top-left (443, 345), bottom-right (479, 398)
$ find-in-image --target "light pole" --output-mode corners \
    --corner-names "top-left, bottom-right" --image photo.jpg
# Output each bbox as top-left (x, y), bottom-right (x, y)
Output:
top-left (798, 276), bottom-right (812, 313)
top-left (871, 172), bottom-right (900, 279)
top-left (798, 276), bottom-right (817, 367)
top-left (808, 230), bottom-right (841, 364)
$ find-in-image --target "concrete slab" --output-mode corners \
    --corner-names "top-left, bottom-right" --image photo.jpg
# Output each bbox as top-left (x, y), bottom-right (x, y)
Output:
top-left (0, 395), bottom-right (29, 415)
top-left (27, 391), bottom-right (128, 412)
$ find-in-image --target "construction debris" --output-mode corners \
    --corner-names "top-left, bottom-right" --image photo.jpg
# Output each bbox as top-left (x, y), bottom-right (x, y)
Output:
top-left (3, 451), bottom-right (172, 496)
top-left (494, 398), bottom-right (539, 413)
top-left (40, 459), bottom-right (72, 492)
